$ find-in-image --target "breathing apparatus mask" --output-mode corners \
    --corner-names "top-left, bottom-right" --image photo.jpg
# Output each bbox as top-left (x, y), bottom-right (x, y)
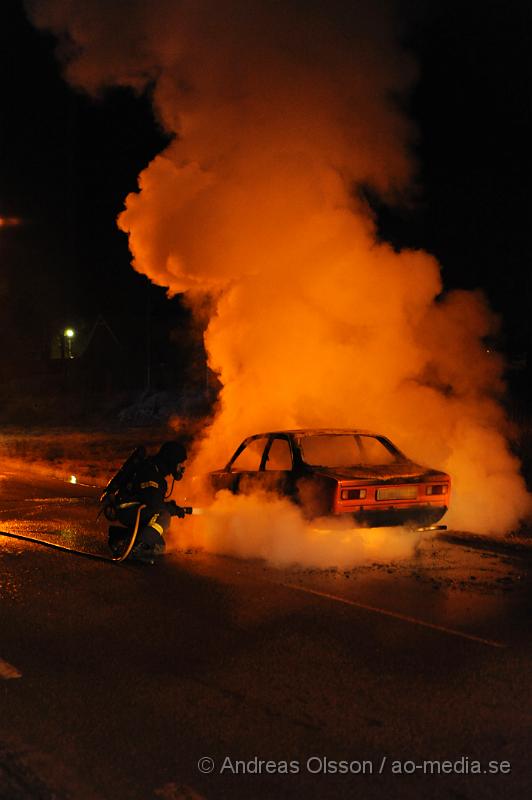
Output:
top-left (172, 464), bottom-right (185, 481)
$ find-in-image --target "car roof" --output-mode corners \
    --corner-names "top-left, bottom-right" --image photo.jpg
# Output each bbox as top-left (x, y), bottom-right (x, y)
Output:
top-left (248, 428), bottom-right (384, 438)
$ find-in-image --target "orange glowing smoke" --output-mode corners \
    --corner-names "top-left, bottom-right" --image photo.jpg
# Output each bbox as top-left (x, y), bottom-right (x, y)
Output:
top-left (0, 217), bottom-right (22, 227)
top-left (28, 0), bottom-right (530, 534)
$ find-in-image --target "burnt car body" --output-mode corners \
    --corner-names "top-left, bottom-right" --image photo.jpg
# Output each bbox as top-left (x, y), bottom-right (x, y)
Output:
top-left (210, 429), bottom-right (451, 527)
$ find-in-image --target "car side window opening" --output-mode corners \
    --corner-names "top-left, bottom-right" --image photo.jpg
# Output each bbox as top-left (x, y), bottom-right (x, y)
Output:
top-left (230, 438), bottom-right (269, 471)
top-left (300, 434), bottom-right (399, 467)
top-left (264, 438), bottom-right (292, 471)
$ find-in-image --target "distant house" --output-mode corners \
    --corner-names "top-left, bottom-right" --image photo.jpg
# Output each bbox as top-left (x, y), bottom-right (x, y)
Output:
top-left (78, 315), bottom-right (124, 393)
top-left (51, 315), bottom-right (130, 394)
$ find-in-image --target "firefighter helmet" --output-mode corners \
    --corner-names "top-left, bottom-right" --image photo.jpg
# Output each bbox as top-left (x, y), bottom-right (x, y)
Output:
top-left (157, 440), bottom-right (187, 479)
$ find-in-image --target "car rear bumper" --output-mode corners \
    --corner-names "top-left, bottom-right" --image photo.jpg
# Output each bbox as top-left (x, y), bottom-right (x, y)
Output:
top-left (344, 505), bottom-right (448, 528)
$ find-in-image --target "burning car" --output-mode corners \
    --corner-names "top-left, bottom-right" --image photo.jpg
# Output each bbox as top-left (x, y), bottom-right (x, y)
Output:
top-left (209, 429), bottom-right (450, 527)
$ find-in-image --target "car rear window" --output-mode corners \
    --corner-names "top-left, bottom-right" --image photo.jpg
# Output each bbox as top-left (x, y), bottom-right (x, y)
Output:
top-left (300, 434), bottom-right (399, 467)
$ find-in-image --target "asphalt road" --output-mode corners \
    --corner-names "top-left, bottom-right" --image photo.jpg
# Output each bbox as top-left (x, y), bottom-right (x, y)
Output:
top-left (1, 468), bottom-right (531, 800)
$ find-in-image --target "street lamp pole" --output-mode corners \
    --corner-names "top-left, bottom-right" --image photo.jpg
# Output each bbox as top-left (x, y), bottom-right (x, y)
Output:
top-left (64, 328), bottom-right (75, 359)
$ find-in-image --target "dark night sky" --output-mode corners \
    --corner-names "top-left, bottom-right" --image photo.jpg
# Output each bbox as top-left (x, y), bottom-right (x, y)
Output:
top-left (1, 0), bottom-right (531, 371)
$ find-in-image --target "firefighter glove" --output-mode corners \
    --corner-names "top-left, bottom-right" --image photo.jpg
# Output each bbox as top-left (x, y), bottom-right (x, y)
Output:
top-left (169, 501), bottom-right (187, 518)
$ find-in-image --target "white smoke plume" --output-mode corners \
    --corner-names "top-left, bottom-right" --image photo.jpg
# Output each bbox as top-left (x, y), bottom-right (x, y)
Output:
top-left (170, 490), bottom-right (424, 567)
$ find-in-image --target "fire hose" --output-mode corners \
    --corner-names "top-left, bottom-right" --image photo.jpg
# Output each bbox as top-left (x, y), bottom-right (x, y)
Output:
top-left (0, 504), bottom-right (199, 565)
top-left (112, 502), bottom-right (147, 562)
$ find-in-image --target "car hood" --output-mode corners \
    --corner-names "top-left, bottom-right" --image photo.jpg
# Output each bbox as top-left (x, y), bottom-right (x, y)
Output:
top-left (310, 462), bottom-right (446, 483)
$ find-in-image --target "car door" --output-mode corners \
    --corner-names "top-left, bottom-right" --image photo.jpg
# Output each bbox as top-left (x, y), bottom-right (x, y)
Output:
top-left (258, 435), bottom-right (296, 497)
top-left (213, 436), bottom-right (270, 494)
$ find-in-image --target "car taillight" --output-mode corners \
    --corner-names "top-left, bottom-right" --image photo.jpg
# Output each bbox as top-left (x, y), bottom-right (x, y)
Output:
top-left (426, 484), bottom-right (448, 495)
top-left (340, 488), bottom-right (367, 500)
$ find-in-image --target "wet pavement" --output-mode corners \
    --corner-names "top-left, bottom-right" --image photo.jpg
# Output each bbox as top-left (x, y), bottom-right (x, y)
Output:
top-left (1, 467), bottom-right (531, 799)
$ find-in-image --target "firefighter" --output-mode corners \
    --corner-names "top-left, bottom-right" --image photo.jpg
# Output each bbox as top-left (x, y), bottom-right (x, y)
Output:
top-left (107, 440), bottom-right (188, 562)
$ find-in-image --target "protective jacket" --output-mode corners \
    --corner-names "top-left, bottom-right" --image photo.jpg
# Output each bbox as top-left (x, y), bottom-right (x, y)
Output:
top-left (119, 457), bottom-right (169, 513)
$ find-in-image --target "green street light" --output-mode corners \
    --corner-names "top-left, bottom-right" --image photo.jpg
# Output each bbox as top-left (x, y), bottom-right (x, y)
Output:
top-left (64, 328), bottom-right (75, 339)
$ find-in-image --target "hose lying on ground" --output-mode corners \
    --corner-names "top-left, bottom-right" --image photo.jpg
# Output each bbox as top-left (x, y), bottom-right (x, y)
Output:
top-left (0, 504), bottom-right (146, 565)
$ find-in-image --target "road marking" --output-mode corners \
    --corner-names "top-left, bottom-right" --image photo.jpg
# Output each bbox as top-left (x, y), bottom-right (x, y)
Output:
top-left (282, 583), bottom-right (506, 649)
top-left (0, 658), bottom-right (22, 679)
